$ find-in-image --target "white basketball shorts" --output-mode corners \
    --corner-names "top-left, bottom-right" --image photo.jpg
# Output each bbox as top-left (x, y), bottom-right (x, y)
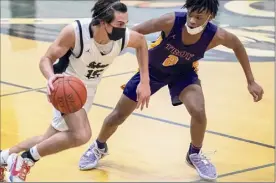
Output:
top-left (51, 80), bottom-right (98, 131)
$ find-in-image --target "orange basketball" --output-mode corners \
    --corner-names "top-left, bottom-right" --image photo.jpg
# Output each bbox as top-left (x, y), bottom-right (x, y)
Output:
top-left (50, 76), bottom-right (87, 114)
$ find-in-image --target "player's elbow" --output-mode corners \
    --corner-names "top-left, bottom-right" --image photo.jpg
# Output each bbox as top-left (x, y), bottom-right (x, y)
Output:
top-left (39, 56), bottom-right (45, 70)
top-left (39, 56), bottom-right (48, 69)
top-left (39, 55), bottom-right (55, 74)
top-left (131, 25), bottom-right (142, 34)
top-left (132, 23), bottom-right (151, 35)
top-left (231, 35), bottom-right (243, 51)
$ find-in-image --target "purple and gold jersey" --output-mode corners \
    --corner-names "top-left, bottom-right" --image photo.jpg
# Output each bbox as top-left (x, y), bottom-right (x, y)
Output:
top-left (123, 11), bottom-right (218, 106)
top-left (148, 11), bottom-right (217, 74)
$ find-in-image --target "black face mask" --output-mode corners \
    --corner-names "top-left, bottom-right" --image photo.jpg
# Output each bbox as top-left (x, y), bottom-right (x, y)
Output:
top-left (106, 25), bottom-right (126, 41)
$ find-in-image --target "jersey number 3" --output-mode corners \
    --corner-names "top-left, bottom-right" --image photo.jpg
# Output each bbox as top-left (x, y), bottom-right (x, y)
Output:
top-left (162, 55), bottom-right (179, 67)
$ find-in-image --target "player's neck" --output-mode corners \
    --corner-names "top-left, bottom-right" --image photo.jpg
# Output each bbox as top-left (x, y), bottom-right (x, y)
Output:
top-left (92, 25), bottom-right (110, 45)
top-left (182, 26), bottom-right (203, 46)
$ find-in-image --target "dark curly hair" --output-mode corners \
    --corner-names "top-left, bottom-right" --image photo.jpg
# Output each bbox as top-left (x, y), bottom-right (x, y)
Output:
top-left (183, 0), bottom-right (219, 17)
top-left (91, 0), bottom-right (128, 25)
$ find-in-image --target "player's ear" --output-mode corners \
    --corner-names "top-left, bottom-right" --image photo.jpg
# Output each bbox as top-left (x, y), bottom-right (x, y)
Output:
top-left (209, 14), bottom-right (214, 21)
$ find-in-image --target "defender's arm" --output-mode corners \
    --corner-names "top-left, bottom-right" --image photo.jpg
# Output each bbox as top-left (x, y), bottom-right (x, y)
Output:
top-left (131, 13), bottom-right (175, 36)
top-left (126, 30), bottom-right (149, 84)
top-left (215, 28), bottom-right (254, 84)
top-left (212, 28), bottom-right (264, 102)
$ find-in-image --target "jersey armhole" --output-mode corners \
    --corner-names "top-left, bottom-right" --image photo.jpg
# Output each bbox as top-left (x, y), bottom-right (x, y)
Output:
top-left (71, 20), bottom-right (84, 58)
top-left (120, 28), bottom-right (130, 52)
top-left (201, 23), bottom-right (218, 56)
top-left (120, 36), bottom-right (125, 52)
top-left (165, 12), bottom-right (186, 39)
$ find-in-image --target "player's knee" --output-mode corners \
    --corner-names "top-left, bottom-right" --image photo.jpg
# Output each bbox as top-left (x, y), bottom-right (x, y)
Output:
top-left (190, 106), bottom-right (206, 122)
top-left (114, 109), bottom-right (129, 125)
top-left (71, 128), bottom-right (92, 146)
top-left (105, 109), bottom-right (129, 126)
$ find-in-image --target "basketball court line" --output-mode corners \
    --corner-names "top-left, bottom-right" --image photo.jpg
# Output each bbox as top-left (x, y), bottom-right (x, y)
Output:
top-left (0, 80), bottom-right (274, 180)
top-left (0, 80), bottom-right (274, 150)
top-left (0, 70), bottom-right (136, 97)
top-left (190, 162), bottom-right (274, 182)
top-left (1, 3), bottom-right (274, 182)
top-left (102, 70), bottom-right (136, 79)
top-left (0, 86), bottom-right (45, 97)
top-left (224, 0), bottom-right (274, 18)
top-left (93, 103), bottom-right (275, 150)
top-left (0, 81), bottom-right (46, 95)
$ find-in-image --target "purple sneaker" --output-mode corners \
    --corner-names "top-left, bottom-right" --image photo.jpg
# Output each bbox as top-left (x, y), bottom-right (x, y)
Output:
top-left (186, 152), bottom-right (217, 180)
top-left (79, 141), bottom-right (108, 170)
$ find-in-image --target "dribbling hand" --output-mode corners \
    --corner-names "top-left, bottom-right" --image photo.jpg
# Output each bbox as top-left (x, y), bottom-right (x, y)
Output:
top-left (46, 74), bottom-right (65, 103)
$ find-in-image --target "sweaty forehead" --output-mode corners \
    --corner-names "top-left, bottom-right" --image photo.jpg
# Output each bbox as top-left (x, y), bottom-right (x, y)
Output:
top-left (113, 11), bottom-right (128, 23)
top-left (188, 8), bottom-right (210, 16)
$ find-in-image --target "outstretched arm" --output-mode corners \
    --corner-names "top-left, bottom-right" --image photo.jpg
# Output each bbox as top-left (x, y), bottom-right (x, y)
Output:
top-left (214, 28), bottom-right (264, 102)
top-left (126, 30), bottom-right (151, 110)
top-left (127, 30), bottom-right (149, 85)
top-left (131, 12), bottom-right (175, 36)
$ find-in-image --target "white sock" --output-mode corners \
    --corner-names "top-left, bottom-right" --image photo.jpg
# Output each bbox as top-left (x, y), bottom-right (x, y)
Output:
top-left (30, 146), bottom-right (41, 161)
top-left (0, 149), bottom-right (10, 164)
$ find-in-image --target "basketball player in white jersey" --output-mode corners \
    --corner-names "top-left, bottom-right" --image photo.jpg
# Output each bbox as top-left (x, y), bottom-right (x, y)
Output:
top-left (0, 0), bottom-right (150, 181)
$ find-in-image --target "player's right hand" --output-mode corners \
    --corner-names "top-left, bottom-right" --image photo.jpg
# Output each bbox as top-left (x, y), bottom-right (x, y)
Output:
top-left (136, 81), bottom-right (151, 110)
top-left (46, 74), bottom-right (65, 102)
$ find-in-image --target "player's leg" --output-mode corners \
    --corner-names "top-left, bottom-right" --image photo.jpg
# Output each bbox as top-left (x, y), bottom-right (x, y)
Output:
top-left (1, 106), bottom-right (68, 167)
top-left (179, 84), bottom-right (206, 150)
top-left (7, 108), bottom-right (92, 182)
top-left (179, 84), bottom-right (217, 180)
top-left (36, 109), bottom-right (91, 156)
top-left (79, 70), bottom-right (166, 170)
top-left (169, 72), bottom-right (217, 180)
top-left (2, 126), bottom-right (58, 159)
top-left (98, 94), bottom-right (137, 143)
top-left (0, 123), bottom-right (58, 182)
top-left (78, 94), bottom-right (137, 170)
top-left (79, 72), bottom-right (140, 170)
top-left (178, 83), bottom-right (207, 152)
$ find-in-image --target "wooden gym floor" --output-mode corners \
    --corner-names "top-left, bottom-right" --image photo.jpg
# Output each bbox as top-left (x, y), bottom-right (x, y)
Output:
top-left (0, 0), bottom-right (275, 182)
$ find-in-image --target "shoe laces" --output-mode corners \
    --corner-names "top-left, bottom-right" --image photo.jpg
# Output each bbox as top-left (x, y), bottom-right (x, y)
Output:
top-left (18, 159), bottom-right (32, 181)
top-left (0, 166), bottom-right (6, 172)
top-left (0, 166), bottom-right (6, 181)
top-left (199, 150), bottom-right (217, 161)
top-left (92, 147), bottom-right (108, 160)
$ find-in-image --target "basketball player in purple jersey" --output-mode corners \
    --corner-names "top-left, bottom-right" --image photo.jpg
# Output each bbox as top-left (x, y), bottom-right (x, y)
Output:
top-left (79, 0), bottom-right (264, 180)
top-left (0, 0), bottom-right (151, 182)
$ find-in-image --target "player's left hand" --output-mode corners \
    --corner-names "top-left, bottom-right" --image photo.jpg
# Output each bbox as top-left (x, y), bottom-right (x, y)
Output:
top-left (136, 82), bottom-right (151, 110)
top-left (248, 81), bottom-right (264, 102)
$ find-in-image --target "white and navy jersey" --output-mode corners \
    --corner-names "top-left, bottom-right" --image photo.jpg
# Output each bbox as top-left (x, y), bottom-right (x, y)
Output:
top-left (53, 18), bottom-right (130, 86)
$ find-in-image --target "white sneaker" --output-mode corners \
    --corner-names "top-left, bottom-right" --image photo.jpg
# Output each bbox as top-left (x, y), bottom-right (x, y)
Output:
top-left (0, 149), bottom-right (9, 182)
top-left (79, 141), bottom-right (108, 170)
top-left (0, 166), bottom-right (6, 182)
top-left (7, 153), bottom-right (34, 182)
